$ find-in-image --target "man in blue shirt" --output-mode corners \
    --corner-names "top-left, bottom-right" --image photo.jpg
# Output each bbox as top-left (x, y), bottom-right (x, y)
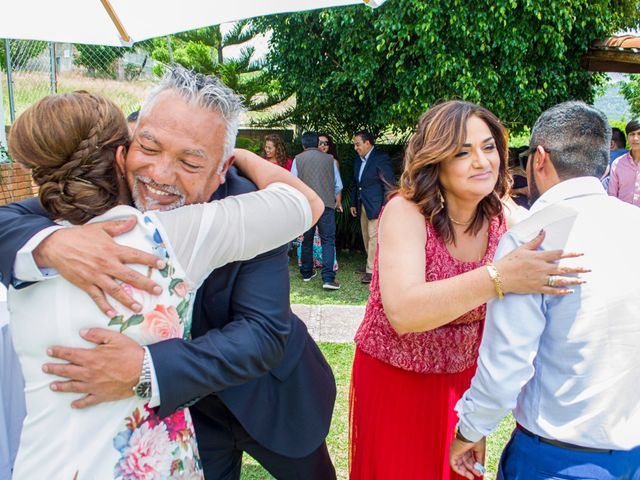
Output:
top-left (450, 102), bottom-right (640, 479)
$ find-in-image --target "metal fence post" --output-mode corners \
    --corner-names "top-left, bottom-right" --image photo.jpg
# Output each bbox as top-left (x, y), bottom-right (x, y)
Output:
top-left (0, 72), bottom-right (6, 150)
top-left (49, 42), bottom-right (57, 94)
top-left (4, 40), bottom-right (15, 124)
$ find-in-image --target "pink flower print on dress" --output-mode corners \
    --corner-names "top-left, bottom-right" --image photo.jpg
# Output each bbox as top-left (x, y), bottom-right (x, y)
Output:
top-left (169, 280), bottom-right (189, 298)
top-left (163, 411), bottom-right (188, 442)
top-left (114, 422), bottom-right (173, 480)
top-left (143, 305), bottom-right (184, 341)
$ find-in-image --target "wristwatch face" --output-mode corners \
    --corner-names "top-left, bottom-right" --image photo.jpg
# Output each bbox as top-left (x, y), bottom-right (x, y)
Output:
top-left (135, 381), bottom-right (152, 399)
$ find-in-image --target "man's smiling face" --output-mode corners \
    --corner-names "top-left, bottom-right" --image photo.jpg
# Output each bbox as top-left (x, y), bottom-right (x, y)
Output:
top-left (124, 90), bottom-right (229, 211)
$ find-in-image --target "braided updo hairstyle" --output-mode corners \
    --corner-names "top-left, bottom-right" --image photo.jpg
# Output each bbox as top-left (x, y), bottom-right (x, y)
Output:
top-left (8, 91), bottom-right (129, 224)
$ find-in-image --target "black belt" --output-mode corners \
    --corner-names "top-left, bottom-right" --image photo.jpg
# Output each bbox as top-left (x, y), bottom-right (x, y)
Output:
top-left (516, 424), bottom-right (613, 454)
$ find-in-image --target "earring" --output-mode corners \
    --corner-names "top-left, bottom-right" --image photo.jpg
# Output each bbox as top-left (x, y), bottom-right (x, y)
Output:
top-left (430, 187), bottom-right (445, 223)
top-left (436, 188), bottom-right (445, 213)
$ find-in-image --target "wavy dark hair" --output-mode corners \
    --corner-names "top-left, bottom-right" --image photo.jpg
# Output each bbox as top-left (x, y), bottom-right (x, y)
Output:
top-left (9, 91), bottom-right (129, 225)
top-left (262, 134), bottom-right (289, 168)
top-left (399, 100), bottom-right (509, 244)
top-left (318, 132), bottom-right (339, 163)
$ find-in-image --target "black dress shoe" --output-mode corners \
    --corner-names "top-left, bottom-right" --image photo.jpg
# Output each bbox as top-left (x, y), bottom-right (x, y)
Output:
top-left (360, 273), bottom-right (372, 284)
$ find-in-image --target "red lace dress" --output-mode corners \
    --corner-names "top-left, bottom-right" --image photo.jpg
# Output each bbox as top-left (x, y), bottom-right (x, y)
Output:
top-left (349, 213), bottom-right (505, 480)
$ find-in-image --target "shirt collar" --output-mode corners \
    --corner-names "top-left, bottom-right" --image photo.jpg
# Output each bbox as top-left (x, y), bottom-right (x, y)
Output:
top-left (362, 147), bottom-right (374, 162)
top-left (529, 177), bottom-right (606, 214)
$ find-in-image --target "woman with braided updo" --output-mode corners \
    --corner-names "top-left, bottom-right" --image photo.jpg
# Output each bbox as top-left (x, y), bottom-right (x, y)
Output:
top-left (7, 91), bottom-right (323, 479)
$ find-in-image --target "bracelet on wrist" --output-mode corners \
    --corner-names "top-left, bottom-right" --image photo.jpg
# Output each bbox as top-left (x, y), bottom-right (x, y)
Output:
top-left (485, 262), bottom-right (504, 300)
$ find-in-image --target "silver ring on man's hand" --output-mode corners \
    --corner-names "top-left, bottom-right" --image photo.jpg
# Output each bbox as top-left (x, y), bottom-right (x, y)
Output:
top-left (547, 275), bottom-right (558, 287)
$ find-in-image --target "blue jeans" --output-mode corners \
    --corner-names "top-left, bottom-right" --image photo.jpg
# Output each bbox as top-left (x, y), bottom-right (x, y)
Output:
top-left (300, 207), bottom-right (336, 283)
top-left (498, 428), bottom-right (640, 480)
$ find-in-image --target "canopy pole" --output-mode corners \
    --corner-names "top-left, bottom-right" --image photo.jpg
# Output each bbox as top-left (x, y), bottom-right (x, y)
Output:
top-left (99, 0), bottom-right (132, 44)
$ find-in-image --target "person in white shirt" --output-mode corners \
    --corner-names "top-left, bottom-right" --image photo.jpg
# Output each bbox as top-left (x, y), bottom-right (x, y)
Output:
top-left (450, 101), bottom-right (640, 479)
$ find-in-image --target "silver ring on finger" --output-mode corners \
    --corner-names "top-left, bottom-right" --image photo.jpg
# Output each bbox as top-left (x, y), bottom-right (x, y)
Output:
top-left (547, 275), bottom-right (558, 287)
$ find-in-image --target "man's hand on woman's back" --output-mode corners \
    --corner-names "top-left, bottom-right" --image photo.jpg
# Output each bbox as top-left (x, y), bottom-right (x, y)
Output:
top-left (35, 216), bottom-right (165, 316)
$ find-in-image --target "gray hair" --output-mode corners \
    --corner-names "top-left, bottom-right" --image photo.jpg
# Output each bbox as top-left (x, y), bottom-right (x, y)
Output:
top-left (140, 65), bottom-right (245, 167)
top-left (529, 101), bottom-right (611, 179)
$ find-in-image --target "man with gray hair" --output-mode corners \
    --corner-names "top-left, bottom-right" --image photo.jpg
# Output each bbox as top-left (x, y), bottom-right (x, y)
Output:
top-left (0, 66), bottom-right (337, 479)
top-left (449, 101), bottom-right (640, 479)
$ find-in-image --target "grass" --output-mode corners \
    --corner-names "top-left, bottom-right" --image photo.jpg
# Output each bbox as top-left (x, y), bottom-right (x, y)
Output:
top-left (241, 343), bottom-right (514, 479)
top-left (288, 250), bottom-right (370, 305)
top-left (2, 71), bottom-right (153, 121)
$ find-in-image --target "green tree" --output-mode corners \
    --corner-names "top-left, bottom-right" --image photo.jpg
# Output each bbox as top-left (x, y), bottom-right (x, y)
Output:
top-left (144, 21), bottom-right (286, 111)
top-left (74, 44), bottom-right (131, 78)
top-left (256, 0), bottom-right (640, 138)
top-left (620, 74), bottom-right (640, 119)
top-left (0, 40), bottom-right (48, 71)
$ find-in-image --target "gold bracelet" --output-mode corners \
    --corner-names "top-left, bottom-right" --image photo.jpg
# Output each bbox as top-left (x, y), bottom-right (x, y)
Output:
top-left (485, 262), bottom-right (504, 300)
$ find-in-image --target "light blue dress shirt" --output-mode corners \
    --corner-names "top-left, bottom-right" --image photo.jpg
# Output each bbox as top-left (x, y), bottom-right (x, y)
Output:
top-left (456, 177), bottom-right (640, 450)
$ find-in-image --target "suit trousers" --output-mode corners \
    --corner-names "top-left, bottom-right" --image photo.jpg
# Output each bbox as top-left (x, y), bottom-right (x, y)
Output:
top-left (498, 428), bottom-right (640, 480)
top-left (360, 208), bottom-right (378, 274)
top-left (191, 394), bottom-right (336, 480)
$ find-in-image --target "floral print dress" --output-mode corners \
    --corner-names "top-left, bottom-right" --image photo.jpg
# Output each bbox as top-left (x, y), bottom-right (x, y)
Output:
top-left (9, 184), bottom-right (312, 480)
top-left (11, 208), bottom-right (203, 480)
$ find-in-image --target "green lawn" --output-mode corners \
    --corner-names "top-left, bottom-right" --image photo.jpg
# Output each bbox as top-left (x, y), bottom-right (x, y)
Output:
top-left (288, 251), bottom-right (370, 306)
top-left (241, 343), bottom-right (514, 480)
top-left (243, 250), bottom-right (514, 478)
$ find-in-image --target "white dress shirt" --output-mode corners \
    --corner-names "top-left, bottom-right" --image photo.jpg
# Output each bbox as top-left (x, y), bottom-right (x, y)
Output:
top-left (456, 177), bottom-right (640, 450)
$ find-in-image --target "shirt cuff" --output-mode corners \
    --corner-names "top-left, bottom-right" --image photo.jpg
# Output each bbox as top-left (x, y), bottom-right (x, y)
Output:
top-left (14, 226), bottom-right (64, 282)
top-left (457, 419), bottom-right (485, 443)
top-left (145, 346), bottom-right (161, 408)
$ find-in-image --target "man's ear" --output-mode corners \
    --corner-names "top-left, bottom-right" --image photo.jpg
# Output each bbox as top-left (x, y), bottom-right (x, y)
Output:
top-left (115, 145), bottom-right (127, 178)
top-left (218, 155), bottom-right (235, 184)
top-left (533, 145), bottom-right (547, 172)
top-left (534, 145), bottom-right (560, 187)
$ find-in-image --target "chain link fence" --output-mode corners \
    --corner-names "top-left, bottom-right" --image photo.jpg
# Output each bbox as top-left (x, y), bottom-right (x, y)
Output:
top-left (2, 39), bottom-right (161, 133)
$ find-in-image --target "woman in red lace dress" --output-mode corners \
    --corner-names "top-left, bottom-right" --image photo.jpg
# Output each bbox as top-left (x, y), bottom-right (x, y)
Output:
top-left (349, 101), bottom-right (585, 479)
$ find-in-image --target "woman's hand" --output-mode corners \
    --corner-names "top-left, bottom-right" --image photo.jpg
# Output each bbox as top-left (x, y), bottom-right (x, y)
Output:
top-left (496, 230), bottom-right (588, 295)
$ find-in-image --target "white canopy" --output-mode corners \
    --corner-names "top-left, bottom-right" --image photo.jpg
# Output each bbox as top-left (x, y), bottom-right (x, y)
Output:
top-left (0, 0), bottom-right (387, 46)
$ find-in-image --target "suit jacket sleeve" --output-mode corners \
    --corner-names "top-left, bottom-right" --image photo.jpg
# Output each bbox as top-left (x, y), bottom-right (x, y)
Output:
top-left (377, 151), bottom-right (396, 197)
top-left (148, 243), bottom-right (293, 418)
top-left (0, 198), bottom-right (55, 288)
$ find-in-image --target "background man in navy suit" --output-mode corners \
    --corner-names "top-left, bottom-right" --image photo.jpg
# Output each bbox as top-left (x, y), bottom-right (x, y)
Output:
top-left (0, 67), bottom-right (336, 479)
top-left (349, 131), bottom-right (395, 283)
